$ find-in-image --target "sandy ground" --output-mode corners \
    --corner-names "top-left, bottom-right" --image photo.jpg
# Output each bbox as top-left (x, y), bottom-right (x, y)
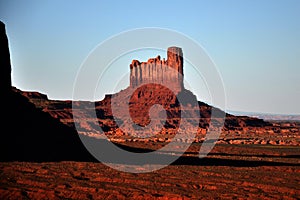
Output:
top-left (0, 143), bottom-right (299, 199)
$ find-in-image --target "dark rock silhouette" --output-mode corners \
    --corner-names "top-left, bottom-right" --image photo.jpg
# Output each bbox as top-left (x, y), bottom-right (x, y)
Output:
top-left (0, 21), bottom-right (96, 162)
top-left (0, 21), bottom-right (12, 94)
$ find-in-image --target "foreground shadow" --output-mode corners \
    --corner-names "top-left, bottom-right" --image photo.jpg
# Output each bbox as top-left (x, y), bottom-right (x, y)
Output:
top-left (109, 142), bottom-right (300, 167)
top-left (0, 90), bottom-right (97, 162)
top-left (2, 131), bottom-right (300, 167)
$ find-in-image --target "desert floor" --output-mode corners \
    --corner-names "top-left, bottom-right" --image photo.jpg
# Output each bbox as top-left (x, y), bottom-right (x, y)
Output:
top-left (0, 143), bottom-right (299, 199)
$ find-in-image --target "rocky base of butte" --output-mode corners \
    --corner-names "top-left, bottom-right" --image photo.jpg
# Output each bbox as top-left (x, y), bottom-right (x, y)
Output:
top-left (16, 87), bottom-right (300, 146)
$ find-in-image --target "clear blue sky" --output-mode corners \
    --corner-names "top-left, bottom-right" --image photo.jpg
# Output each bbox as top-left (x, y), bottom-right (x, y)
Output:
top-left (1, 0), bottom-right (299, 114)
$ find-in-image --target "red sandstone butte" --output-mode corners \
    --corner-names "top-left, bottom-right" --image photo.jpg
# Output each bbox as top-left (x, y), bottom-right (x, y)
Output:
top-left (130, 47), bottom-right (184, 93)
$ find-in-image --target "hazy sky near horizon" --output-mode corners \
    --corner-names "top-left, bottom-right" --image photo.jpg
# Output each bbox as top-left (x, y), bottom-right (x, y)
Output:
top-left (0, 0), bottom-right (299, 115)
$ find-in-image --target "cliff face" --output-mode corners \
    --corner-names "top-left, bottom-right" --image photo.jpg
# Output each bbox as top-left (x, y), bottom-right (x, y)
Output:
top-left (0, 21), bottom-right (12, 94)
top-left (0, 21), bottom-right (96, 162)
top-left (130, 47), bottom-right (183, 93)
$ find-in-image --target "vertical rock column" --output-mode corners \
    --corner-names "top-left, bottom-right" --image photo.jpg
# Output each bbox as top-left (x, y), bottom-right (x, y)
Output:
top-left (166, 46), bottom-right (184, 91)
top-left (0, 21), bottom-right (12, 94)
top-left (167, 46), bottom-right (183, 75)
top-left (130, 60), bottom-right (140, 87)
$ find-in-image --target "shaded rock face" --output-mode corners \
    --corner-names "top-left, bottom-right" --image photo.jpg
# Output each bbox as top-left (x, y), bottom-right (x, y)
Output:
top-left (0, 21), bottom-right (12, 94)
top-left (130, 47), bottom-right (184, 93)
top-left (0, 21), bottom-right (96, 162)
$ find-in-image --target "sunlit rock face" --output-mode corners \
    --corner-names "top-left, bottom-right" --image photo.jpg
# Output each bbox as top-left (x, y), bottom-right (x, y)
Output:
top-left (130, 47), bottom-right (184, 93)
